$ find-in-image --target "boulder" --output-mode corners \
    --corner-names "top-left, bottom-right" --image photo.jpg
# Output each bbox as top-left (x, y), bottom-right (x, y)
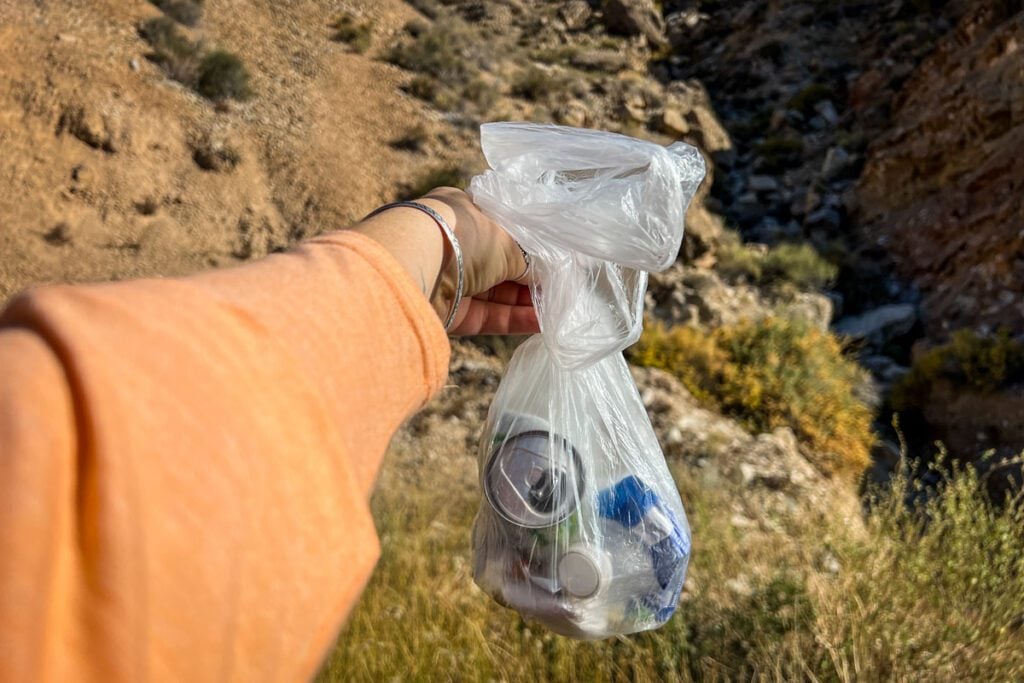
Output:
top-left (660, 108), bottom-right (690, 137)
top-left (601, 0), bottom-right (667, 48)
top-left (833, 304), bottom-right (917, 347)
top-left (554, 100), bottom-right (589, 128)
top-left (559, 0), bottom-right (592, 30)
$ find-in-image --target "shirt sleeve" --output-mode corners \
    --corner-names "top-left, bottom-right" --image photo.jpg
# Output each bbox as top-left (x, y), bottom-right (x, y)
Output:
top-left (0, 231), bottom-right (451, 683)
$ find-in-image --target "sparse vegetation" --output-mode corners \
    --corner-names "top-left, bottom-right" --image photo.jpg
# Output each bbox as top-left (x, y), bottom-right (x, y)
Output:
top-left (139, 16), bottom-right (203, 84)
top-left (331, 13), bottom-right (373, 54)
top-left (317, 443), bottom-right (1024, 681)
top-left (892, 328), bottom-right (1024, 410)
top-left (149, 0), bottom-right (203, 27)
top-left (717, 236), bottom-right (838, 290)
top-left (631, 318), bottom-right (874, 475)
top-left (390, 125), bottom-right (430, 153)
top-left (511, 65), bottom-right (567, 102)
top-left (463, 76), bottom-right (500, 113)
top-left (139, 18), bottom-right (252, 102)
top-left (386, 23), bottom-right (475, 81)
top-left (196, 50), bottom-right (252, 101)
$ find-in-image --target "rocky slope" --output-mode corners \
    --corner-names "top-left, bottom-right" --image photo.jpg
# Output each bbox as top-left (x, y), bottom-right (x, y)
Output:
top-left (2, 0), bottom-right (1021, 525)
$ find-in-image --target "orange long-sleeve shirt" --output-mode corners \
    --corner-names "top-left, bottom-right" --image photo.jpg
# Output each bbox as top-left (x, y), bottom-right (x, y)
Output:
top-left (0, 231), bottom-right (451, 682)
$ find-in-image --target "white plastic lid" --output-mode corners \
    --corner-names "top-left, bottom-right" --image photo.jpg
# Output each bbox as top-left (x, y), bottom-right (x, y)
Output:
top-left (558, 550), bottom-right (602, 598)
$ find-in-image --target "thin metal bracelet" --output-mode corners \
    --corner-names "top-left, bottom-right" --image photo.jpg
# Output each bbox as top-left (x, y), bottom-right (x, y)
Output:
top-left (364, 201), bottom-right (465, 331)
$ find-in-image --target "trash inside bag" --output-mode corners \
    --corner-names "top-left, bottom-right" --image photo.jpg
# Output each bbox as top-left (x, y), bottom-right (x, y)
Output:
top-left (469, 123), bottom-right (706, 639)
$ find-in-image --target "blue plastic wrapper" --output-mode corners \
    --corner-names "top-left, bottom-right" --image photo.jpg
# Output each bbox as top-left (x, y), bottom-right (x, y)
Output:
top-left (469, 123), bottom-right (705, 639)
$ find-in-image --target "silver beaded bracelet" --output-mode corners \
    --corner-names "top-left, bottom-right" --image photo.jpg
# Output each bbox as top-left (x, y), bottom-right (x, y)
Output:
top-left (364, 201), bottom-right (465, 331)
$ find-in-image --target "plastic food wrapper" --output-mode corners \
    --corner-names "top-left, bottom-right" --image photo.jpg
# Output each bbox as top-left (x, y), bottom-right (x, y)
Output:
top-left (468, 123), bottom-right (706, 639)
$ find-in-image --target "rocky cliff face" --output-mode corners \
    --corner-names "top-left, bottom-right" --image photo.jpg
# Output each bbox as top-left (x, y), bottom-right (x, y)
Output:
top-left (858, 0), bottom-right (1024, 339)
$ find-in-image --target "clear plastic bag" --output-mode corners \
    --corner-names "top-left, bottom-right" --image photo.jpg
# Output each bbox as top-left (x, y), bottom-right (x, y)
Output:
top-left (468, 123), bottom-right (706, 639)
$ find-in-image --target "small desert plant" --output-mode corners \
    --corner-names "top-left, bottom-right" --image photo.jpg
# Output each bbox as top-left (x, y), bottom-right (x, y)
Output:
top-left (386, 23), bottom-right (475, 81)
top-left (196, 50), bottom-right (252, 101)
top-left (150, 0), bottom-right (203, 27)
top-left (631, 317), bottom-right (874, 475)
top-left (717, 237), bottom-right (838, 290)
top-left (139, 16), bottom-right (203, 84)
top-left (510, 65), bottom-right (566, 102)
top-left (891, 328), bottom-right (1024, 410)
top-left (463, 76), bottom-right (499, 113)
top-left (331, 13), bottom-right (373, 53)
top-left (390, 124), bottom-right (430, 153)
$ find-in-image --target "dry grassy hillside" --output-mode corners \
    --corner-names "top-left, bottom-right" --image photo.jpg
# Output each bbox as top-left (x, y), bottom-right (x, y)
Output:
top-left (0, 0), bottom-right (474, 301)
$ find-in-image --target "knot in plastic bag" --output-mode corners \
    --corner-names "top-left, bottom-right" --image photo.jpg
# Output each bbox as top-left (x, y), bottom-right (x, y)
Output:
top-left (470, 123), bottom-right (705, 369)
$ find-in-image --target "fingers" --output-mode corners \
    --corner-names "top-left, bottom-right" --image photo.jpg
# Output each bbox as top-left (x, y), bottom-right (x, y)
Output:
top-left (480, 282), bottom-right (533, 306)
top-left (450, 298), bottom-right (540, 336)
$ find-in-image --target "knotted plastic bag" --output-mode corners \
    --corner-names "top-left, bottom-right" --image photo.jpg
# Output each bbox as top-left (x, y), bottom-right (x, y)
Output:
top-left (468, 123), bottom-right (706, 639)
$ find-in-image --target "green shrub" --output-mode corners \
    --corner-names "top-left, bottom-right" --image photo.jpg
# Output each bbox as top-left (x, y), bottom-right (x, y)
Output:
top-left (717, 238), bottom-right (837, 290)
top-left (891, 328), bottom-right (1024, 410)
top-left (332, 13), bottom-right (373, 53)
top-left (150, 0), bottom-right (203, 27)
top-left (630, 318), bottom-right (874, 475)
top-left (196, 50), bottom-right (252, 101)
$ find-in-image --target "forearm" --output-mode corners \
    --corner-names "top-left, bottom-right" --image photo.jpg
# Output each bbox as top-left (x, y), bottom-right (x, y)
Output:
top-left (0, 229), bottom-right (450, 681)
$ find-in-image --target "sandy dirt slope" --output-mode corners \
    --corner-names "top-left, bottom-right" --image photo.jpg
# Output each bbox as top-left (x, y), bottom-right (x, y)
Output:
top-left (0, 0), bottom-right (464, 304)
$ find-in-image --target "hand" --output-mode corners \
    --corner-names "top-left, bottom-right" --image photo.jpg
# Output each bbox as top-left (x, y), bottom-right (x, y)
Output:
top-left (418, 187), bottom-right (538, 336)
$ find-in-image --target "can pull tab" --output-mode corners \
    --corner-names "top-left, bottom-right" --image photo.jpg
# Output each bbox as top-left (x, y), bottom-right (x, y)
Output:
top-left (526, 466), bottom-right (566, 514)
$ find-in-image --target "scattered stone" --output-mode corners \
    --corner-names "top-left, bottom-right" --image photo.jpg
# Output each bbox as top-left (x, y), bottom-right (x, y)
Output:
top-left (129, 58), bottom-right (140, 72)
top-left (820, 146), bottom-right (851, 180)
top-left (559, 0), bottom-right (592, 31)
top-left (622, 91), bottom-right (647, 121)
top-left (569, 50), bottom-right (627, 72)
top-left (833, 304), bottom-right (917, 347)
top-left (602, 0), bottom-right (668, 48)
top-left (555, 100), bottom-right (589, 128)
top-left (815, 99), bottom-right (840, 125)
top-left (660, 108), bottom-right (690, 137)
top-left (805, 206), bottom-right (841, 230)
top-left (748, 174), bottom-right (779, 193)
top-left (785, 292), bottom-right (834, 330)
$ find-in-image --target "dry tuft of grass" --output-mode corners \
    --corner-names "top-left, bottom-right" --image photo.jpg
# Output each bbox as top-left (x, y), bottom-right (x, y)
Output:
top-left (630, 318), bottom-right (874, 476)
top-left (331, 13), bottom-right (373, 54)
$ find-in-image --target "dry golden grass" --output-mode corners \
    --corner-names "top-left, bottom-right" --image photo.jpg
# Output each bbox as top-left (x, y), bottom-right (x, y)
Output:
top-left (316, 441), bottom-right (1024, 682)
